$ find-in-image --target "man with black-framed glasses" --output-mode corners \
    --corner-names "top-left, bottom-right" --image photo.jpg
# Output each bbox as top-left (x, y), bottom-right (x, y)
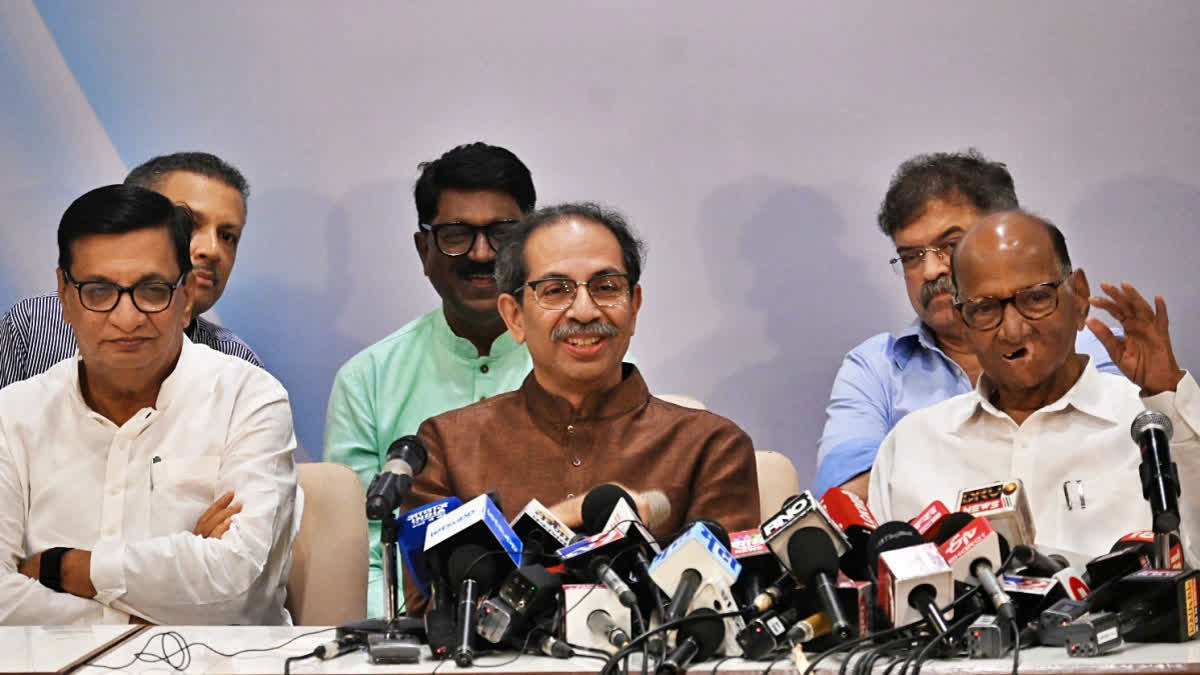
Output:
top-left (813, 150), bottom-right (1119, 499)
top-left (324, 142), bottom-right (539, 617)
top-left (0, 185), bottom-right (299, 625)
top-left (868, 210), bottom-right (1200, 564)
top-left (399, 202), bottom-right (760, 616)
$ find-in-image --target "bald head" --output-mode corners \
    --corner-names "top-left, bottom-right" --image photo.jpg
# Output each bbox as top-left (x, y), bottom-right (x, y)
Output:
top-left (952, 210), bottom-right (1071, 300)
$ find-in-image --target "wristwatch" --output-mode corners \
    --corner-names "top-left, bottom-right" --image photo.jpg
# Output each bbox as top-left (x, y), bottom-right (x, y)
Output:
top-left (39, 547), bottom-right (71, 593)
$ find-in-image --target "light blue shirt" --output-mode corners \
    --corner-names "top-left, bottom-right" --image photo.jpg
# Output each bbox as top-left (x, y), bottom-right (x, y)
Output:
top-left (812, 320), bottom-right (1121, 495)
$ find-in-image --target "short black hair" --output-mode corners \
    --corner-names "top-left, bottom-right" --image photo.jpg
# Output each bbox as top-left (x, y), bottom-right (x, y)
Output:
top-left (878, 149), bottom-right (1018, 239)
top-left (58, 184), bottom-right (194, 277)
top-left (413, 142), bottom-right (535, 226)
top-left (124, 151), bottom-right (250, 211)
top-left (495, 202), bottom-right (646, 296)
top-left (951, 209), bottom-right (1073, 293)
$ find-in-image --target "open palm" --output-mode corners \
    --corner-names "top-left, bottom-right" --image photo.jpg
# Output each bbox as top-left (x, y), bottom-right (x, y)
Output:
top-left (1087, 281), bottom-right (1184, 395)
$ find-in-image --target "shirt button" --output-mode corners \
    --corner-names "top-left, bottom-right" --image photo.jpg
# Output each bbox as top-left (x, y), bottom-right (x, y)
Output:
top-left (572, 458), bottom-right (582, 467)
top-left (480, 364), bottom-right (489, 374)
top-left (567, 425), bottom-right (575, 435)
top-left (104, 524), bottom-right (117, 537)
top-left (567, 493), bottom-right (575, 499)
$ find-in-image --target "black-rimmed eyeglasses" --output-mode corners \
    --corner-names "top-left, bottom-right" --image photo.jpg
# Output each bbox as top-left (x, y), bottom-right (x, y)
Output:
top-left (418, 220), bottom-right (519, 257)
top-left (954, 278), bottom-right (1069, 330)
top-left (520, 273), bottom-right (632, 310)
top-left (62, 269), bottom-right (187, 314)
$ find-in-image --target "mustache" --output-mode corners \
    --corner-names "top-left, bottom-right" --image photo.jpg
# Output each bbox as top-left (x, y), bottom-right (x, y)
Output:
top-left (551, 319), bottom-right (619, 342)
top-left (919, 274), bottom-right (956, 308)
top-left (453, 259), bottom-right (495, 280)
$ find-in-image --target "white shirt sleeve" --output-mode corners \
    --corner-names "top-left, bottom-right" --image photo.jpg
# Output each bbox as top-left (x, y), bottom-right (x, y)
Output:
top-left (89, 382), bottom-right (298, 625)
top-left (868, 428), bottom-right (898, 522)
top-left (0, 429), bottom-right (128, 624)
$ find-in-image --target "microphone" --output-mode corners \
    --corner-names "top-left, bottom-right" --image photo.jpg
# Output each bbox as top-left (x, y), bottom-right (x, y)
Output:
top-left (562, 583), bottom-right (632, 653)
top-left (476, 564), bottom-right (563, 647)
top-left (787, 611), bottom-right (834, 644)
top-left (314, 634), bottom-right (365, 660)
top-left (729, 529), bottom-right (787, 612)
top-left (448, 544), bottom-right (500, 667)
top-left (910, 500), bottom-right (952, 543)
top-left (397, 496), bottom-right (463, 598)
top-left (866, 522), bottom-right (954, 636)
top-left (655, 608), bottom-right (726, 675)
top-left (581, 483), bottom-right (671, 533)
top-left (1111, 530), bottom-right (1184, 570)
top-left (955, 479), bottom-right (1035, 548)
top-left (1131, 410), bottom-right (1181, 535)
top-left (587, 609), bottom-right (631, 648)
top-left (820, 487), bottom-right (880, 581)
top-left (648, 521), bottom-right (741, 622)
top-left (509, 498), bottom-right (576, 566)
top-left (936, 513), bottom-right (1015, 626)
top-left (1011, 545), bottom-right (1069, 576)
top-left (786, 528), bottom-right (853, 641)
top-left (365, 436), bottom-right (429, 519)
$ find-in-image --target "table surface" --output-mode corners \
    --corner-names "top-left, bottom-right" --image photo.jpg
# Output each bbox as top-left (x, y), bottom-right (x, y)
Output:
top-left (38, 625), bottom-right (1200, 674)
top-left (0, 625), bottom-right (145, 675)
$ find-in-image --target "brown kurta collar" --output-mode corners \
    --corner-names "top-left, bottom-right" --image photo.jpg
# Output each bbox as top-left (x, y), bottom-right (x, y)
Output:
top-left (521, 362), bottom-right (648, 428)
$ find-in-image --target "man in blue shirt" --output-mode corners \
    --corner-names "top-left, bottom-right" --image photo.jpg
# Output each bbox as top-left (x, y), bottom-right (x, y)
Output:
top-left (813, 150), bottom-right (1119, 498)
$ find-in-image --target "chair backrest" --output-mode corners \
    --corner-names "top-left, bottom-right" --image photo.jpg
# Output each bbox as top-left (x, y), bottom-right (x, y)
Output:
top-left (286, 462), bottom-right (368, 625)
top-left (755, 450), bottom-right (801, 522)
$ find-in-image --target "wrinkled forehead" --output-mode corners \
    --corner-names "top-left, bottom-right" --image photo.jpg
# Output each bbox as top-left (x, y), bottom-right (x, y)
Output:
top-left (955, 229), bottom-right (1062, 299)
top-left (524, 218), bottom-right (626, 278)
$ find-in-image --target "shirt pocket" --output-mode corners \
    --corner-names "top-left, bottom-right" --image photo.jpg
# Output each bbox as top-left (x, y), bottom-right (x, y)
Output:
top-left (150, 454), bottom-right (222, 532)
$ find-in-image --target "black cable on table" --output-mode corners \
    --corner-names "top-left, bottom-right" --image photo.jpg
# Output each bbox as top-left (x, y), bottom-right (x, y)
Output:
top-left (78, 626), bottom-right (335, 672)
top-left (908, 607), bottom-right (982, 675)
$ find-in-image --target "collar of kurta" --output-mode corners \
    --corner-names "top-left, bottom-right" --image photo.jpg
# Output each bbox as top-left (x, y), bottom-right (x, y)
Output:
top-left (521, 362), bottom-right (648, 425)
top-left (434, 306), bottom-right (524, 361)
top-left (70, 335), bottom-right (197, 419)
top-left (955, 354), bottom-right (1119, 430)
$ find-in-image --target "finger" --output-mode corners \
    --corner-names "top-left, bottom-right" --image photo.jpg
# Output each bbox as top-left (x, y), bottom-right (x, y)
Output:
top-left (1156, 295), bottom-right (1170, 332)
top-left (1089, 296), bottom-right (1127, 323)
top-left (210, 517), bottom-right (233, 540)
top-left (1120, 282), bottom-right (1155, 321)
top-left (197, 492), bottom-right (236, 524)
top-left (1086, 317), bottom-right (1124, 361)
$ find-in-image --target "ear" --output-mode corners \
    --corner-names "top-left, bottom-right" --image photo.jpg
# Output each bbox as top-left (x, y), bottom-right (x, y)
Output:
top-left (179, 272), bottom-right (196, 329)
top-left (1069, 268), bottom-right (1090, 330)
top-left (497, 292), bottom-right (526, 344)
top-left (414, 231), bottom-right (431, 276)
top-left (628, 284), bottom-right (643, 337)
top-left (56, 268), bottom-right (77, 326)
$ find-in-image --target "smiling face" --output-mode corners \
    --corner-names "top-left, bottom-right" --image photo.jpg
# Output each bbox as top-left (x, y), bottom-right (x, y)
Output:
top-left (892, 197), bottom-right (980, 338)
top-left (954, 213), bottom-right (1089, 401)
top-left (496, 217), bottom-right (641, 405)
top-left (153, 170), bottom-right (245, 317)
top-left (59, 227), bottom-right (193, 383)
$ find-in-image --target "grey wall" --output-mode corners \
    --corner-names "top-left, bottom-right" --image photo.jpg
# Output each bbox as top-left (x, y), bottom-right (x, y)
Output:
top-left (5, 1), bottom-right (1199, 480)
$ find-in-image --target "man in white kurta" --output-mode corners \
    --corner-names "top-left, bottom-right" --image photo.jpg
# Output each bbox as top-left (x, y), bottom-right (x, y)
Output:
top-left (869, 210), bottom-right (1200, 564)
top-left (0, 184), bottom-right (299, 625)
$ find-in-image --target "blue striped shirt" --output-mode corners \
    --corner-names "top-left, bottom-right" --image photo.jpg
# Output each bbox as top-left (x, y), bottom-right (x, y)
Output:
top-left (0, 292), bottom-right (263, 388)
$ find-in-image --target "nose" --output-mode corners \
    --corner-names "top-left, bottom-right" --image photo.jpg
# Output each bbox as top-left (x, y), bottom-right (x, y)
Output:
top-left (191, 224), bottom-right (220, 262)
top-left (108, 291), bottom-right (148, 332)
top-left (919, 248), bottom-right (951, 281)
top-left (467, 228), bottom-right (496, 262)
top-left (564, 284), bottom-right (602, 322)
top-left (996, 300), bottom-right (1029, 343)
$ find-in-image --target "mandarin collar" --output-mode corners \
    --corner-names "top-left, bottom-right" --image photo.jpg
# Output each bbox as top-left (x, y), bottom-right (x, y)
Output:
top-left (434, 307), bottom-right (523, 361)
top-left (522, 362), bottom-right (648, 424)
top-left (957, 355), bottom-right (1116, 430)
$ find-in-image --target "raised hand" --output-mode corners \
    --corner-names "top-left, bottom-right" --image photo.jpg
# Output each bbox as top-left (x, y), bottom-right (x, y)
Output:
top-left (1087, 281), bottom-right (1185, 395)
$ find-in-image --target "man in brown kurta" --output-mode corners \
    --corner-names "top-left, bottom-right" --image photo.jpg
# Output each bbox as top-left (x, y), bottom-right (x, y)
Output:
top-left (402, 202), bottom-right (759, 616)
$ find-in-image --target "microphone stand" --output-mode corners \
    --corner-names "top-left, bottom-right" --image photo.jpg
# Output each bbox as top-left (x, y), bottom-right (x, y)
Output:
top-left (1155, 531), bottom-right (1176, 569)
top-left (338, 510), bottom-right (423, 652)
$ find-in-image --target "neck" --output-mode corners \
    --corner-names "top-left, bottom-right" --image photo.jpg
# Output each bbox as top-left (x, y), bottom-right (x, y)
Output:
top-left (78, 359), bottom-right (175, 426)
top-left (443, 306), bottom-right (507, 357)
top-left (535, 368), bottom-right (624, 414)
top-left (989, 353), bottom-right (1087, 425)
top-left (931, 322), bottom-right (982, 383)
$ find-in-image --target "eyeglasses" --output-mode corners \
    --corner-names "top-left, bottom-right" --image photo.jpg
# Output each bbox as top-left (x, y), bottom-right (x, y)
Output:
top-left (520, 273), bottom-right (632, 310)
top-left (418, 220), bottom-right (519, 257)
top-left (62, 268), bottom-right (187, 314)
top-left (954, 278), bottom-right (1069, 330)
top-left (889, 241), bottom-right (959, 275)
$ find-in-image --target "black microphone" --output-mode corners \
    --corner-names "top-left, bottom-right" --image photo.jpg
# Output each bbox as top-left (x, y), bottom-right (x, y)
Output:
top-left (660, 521), bottom-right (732, 622)
top-left (314, 634), bottom-right (365, 660)
top-left (581, 483), bottom-right (671, 533)
top-left (365, 436), bottom-right (428, 519)
top-left (787, 527), bottom-right (853, 641)
top-left (937, 513), bottom-right (1015, 626)
top-left (1011, 545), bottom-right (1069, 576)
top-left (587, 608), bottom-right (632, 648)
top-left (448, 544), bottom-right (500, 667)
top-left (576, 483), bottom-right (665, 615)
top-left (1131, 411), bottom-right (1181, 534)
top-left (865, 522), bottom-right (954, 639)
top-left (655, 608), bottom-right (726, 675)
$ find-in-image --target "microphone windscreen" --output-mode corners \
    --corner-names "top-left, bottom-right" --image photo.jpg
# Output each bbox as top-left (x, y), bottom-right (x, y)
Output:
top-left (386, 435), bottom-right (428, 473)
top-left (678, 608), bottom-right (726, 661)
top-left (684, 518), bottom-right (730, 550)
top-left (787, 527), bottom-right (840, 580)
top-left (865, 521), bottom-right (924, 574)
top-left (447, 544), bottom-right (499, 588)
top-left (581, 484), bottom-right (634, 533)
top-left (933, 512), bottom-right (975, 545)
top-left (641, 490), bottom-right (672, 529)
top-left (1131, 410), bottom-right (1173, 442)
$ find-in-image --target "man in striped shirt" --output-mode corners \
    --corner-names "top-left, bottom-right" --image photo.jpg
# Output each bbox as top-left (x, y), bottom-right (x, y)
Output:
top-left (0, 152), bottom-right (261, 388)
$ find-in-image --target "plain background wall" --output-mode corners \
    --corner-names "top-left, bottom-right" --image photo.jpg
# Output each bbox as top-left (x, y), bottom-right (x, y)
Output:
top-left (3, 2), bottom-right (1198, 480)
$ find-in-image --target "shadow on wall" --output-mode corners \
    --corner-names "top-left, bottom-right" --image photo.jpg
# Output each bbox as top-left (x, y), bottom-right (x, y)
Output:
top-left (659, 178), bottom-right (878, 487)
top-left (1067, 175), bottom-right (1200, 372)
top-left (216, 181), bottom-right (412, 461)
